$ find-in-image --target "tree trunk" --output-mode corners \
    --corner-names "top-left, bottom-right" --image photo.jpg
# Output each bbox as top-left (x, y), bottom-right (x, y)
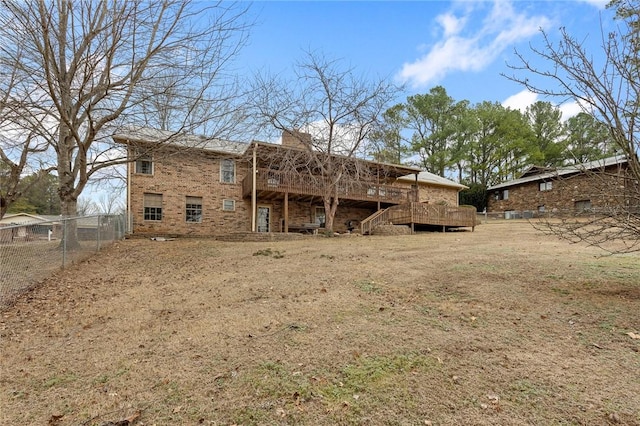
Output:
top-left (0, 198), bottom-right (8, 220)
top-left (323, 196), bottom-right (339, 232)
top-left (60, 195), bottom-right (81, 250)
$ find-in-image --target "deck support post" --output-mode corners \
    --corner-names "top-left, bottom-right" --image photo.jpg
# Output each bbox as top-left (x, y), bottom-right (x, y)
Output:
top-left (411, 222), bottom-right (414, 234)
top-left (251, 144), bottom-right (257, 232)
top-left (284, 192), bottom-right (289, 233)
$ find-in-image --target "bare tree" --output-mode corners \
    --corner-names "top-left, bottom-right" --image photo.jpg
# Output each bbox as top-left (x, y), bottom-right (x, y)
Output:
top-left (76, 197), bottom-right (99, 216)
top-left (0, 49), bottom-right (56, 218)
top-left (95, 190), bottom-right (125, 215)
top-left (251, 52), bottom-right (399, 231)
top-left (0, 0), bottom-right (251, 246)
top-left (504, 2), bottom-right (640, 252)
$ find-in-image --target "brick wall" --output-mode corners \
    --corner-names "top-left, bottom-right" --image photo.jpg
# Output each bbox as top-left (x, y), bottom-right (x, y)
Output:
top-left (393, 181), bottom-right (460, 206)
top-left (254, 200), bottom-right (376, 233)
top-left (129, 148), bottom-right (252, 236)
top-left (417, 185), bottom-right (459, 205)
top-left (281, 130), bottom-right (311, 150)
top-left (129, 145), bottom-right (463, 236)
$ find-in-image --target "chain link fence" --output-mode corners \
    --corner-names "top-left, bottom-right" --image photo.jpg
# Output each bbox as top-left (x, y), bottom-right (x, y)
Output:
top-left (0, 214), bottom-right (127, 309)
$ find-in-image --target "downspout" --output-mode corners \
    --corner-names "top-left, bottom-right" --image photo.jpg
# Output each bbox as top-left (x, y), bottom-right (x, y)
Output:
top-left (251, 144), bottom-right (257, 232)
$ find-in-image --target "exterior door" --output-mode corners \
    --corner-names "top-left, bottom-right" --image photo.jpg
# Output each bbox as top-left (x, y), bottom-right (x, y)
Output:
top-left (257, 206), bottom-right (270, 232)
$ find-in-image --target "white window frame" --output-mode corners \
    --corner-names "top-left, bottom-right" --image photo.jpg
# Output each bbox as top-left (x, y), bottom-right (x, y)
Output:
top-left (539, 181), bottom-right (553, 191)
top-left (220, 159), bottom-right (236, 184)
top-left (185, 196), bottom-right (203, 223)
top-left (143, 193), bottom-right (163, 221)
top-left (222, 199), bottom-right (235, 211)
top-left (135, 154), bottom-right (153, 175)
top-left (495, 189), bottom-right (509, 201)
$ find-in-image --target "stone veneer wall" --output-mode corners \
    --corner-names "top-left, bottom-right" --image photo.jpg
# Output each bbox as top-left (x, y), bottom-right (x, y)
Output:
top-left (488, 170), bottom-right (625, 213)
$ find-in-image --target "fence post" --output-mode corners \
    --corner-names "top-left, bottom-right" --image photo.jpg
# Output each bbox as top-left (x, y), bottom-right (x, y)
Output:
top-left (96, 214), bottom-right (101, 252)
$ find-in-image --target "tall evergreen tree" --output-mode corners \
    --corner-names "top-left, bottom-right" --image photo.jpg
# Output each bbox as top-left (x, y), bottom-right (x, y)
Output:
top-left (525, 101), bottom-right (566, 166)
top-left (405, 86), bottom-right (457, 176)
top-left (368, 104), bottom-right (409, 164)
top-left (564, 112), bottom-right (616, 163)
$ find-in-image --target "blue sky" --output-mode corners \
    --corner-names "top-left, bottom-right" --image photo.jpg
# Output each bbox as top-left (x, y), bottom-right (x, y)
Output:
top-left (88, 0), bottom-right (618, 203)
top-left (238, 0), bottom-right (615, 118)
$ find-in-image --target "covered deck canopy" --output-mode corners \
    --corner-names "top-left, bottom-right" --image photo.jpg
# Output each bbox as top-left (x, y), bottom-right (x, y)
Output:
top-left (242, 141), bottom-right (422, 208)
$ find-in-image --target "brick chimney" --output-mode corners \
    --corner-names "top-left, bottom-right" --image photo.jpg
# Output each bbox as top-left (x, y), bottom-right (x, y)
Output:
top-left (281, 130), bottom-right (312, 150)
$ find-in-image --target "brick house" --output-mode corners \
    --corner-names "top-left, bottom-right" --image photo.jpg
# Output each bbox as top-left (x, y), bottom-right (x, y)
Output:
top-left (487, 156), bottom-right (630, 218)
top-left (113, 128), bottom-right (473, 236)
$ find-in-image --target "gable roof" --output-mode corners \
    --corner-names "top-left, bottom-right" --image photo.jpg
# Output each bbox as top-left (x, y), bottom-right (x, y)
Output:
top-left (0, 213), bottom-right (48, 225)
top-left (488, 155), bottom-right (628, 191)
top-left (396, 171), bottom-right (467, 190)
top-left (246, 140), bottom-right (422, 178)
top-left (113, 126), bottom-right (434, 180)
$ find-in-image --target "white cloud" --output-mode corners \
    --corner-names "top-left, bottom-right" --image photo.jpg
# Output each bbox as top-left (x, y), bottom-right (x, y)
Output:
top-left (398, 0), bottom-right (552, 88)
top-left (436, 12), bottom-right (466, 38)
top-left (558, 101), bottom-right (583, 121)
top-left (502, 89), bottom-right (538, 112)
top-left (579, 0), bottom-right (608, 9)
top-left (502, 90), bottom-right (586, 121)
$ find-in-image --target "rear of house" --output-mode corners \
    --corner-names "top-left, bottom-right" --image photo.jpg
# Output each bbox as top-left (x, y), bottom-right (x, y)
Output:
top-left (115, 128), bottom-right (469, 237)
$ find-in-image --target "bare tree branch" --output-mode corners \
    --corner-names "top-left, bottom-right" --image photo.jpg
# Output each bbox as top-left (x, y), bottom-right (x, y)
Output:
top-left (250, 51), bottom-right (401, 230)
top-left (0, 0), bottom-right (252, 244)
top-left (504, 4), bottom-right (640, 253)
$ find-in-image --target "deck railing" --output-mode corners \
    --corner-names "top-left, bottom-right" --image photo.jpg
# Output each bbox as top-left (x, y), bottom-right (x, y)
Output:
top-left (360, 204), bottom-right (409, 235)
top-left (243, 168), bottom-right (418, 204)
top-left (360, 203), bottom-right (478, 234)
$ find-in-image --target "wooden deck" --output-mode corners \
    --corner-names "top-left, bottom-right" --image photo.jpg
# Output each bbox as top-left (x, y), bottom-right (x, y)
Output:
top-left (243, 168), bottom-right (418, 204)
top-left (360, 203), bottom-right (478, 234)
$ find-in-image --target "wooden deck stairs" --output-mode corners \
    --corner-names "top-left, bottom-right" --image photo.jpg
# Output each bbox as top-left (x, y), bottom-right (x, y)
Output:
top-left (360, 202), bottom-right (478, 235)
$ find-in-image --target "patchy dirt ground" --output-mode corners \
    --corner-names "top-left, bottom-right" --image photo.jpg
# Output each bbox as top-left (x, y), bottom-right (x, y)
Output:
top-left (1, 221), bottom-right (639, 426)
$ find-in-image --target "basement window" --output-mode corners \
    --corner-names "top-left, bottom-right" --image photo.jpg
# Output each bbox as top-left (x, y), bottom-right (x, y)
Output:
top-left (575, 199), bottom-right (592, 212)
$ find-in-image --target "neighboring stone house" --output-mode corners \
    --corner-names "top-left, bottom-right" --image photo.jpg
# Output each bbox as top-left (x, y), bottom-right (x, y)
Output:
top-left (113, 128), bottom-right (469, 237)
top-left (487, 156), bottom-right (630, 217)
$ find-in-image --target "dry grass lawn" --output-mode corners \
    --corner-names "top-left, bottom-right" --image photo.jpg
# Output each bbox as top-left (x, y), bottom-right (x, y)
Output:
top-left (1, 221), bottom-right (639, 425)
